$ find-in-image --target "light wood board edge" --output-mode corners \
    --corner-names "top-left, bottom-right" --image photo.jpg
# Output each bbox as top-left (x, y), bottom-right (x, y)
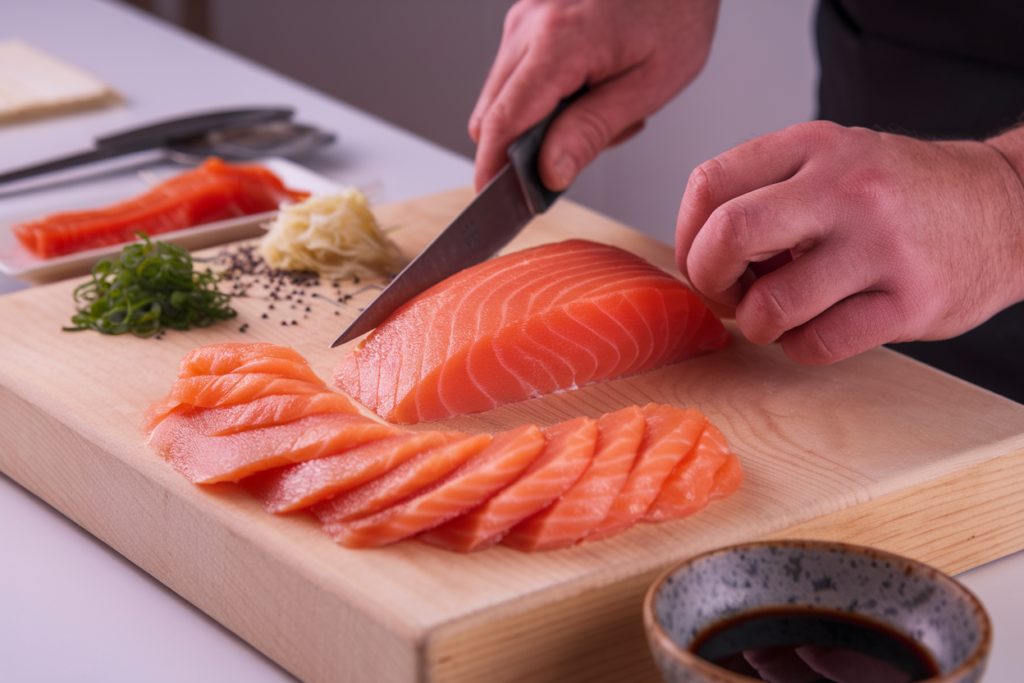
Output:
top-left (424, 447), bottom-right (1024, 683)
top-left (0, 384), bottom-right (419, 683)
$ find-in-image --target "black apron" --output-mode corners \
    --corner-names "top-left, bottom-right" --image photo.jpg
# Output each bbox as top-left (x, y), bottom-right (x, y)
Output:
top-left (816, 0), bottom-right (1024, 402)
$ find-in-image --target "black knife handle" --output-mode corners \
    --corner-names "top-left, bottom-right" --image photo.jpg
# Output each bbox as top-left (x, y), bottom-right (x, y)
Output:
top-left (96, 107), bottom-right (294, 153)
top-left (506, 86), bottom-right (587, 215)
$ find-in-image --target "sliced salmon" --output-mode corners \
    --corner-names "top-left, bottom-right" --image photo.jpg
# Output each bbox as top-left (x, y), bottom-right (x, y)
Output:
top-left (333, 240), bottom-right (729, 424)
top-left (146, 393), bottom-right (365, 443)
top-left (177, 342), bottom-right (322, 382)
top-left (502, 406), bottom-right (646, 551)
top-left (645, 423), bottom-right (743, 521)
top-left (141, 374), bottom-right (347, 435)
top-left (313, 433), bottom-right (493, 523)
top-left (242, 431), bottom-right (467, 514)
top-left (13, 158), bottom-right (308, 258)
top-left (321, 425), bottom-right (545, 548)
top-left (582, 404), bottom-right (706, 543)
top-left (153, 412), bottom-right (401, 484)
top-left (420, 416), bottom-right (598, 552)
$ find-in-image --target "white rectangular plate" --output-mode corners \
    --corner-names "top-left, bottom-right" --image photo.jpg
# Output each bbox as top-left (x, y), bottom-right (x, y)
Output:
top-left (0, 157), bottom-right (340, 284)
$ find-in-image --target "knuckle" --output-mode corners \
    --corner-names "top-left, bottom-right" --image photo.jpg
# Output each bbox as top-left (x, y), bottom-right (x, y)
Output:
top-left (568, 106), bottom-right (615, 161)
top-left (738, 281), bottom-right (791, 346)
top-left (707, 199), bottom-right (754, 253)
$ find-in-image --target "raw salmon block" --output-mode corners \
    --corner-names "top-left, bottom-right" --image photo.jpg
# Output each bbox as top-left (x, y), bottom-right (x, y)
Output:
top-left (334, 240), bottom-right (729, 423)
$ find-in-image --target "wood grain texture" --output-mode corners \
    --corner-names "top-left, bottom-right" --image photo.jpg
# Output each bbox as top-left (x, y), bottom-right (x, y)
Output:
top-left (2, 186), bottom-right (1024, 683)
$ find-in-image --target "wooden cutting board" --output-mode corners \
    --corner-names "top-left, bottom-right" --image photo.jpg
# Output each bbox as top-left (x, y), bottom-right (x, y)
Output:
top-left (3, 187), bottom-right (1024, 683)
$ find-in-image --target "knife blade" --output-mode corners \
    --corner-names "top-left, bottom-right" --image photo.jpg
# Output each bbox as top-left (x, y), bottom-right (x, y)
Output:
top-left (329, 90), bottom-right (583, 348)
top-left (0, 107), bottom-right (294, 187)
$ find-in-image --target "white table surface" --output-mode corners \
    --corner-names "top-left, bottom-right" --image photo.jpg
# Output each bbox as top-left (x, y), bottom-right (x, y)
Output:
top-left (0, 2), bottom-right (1021, 682)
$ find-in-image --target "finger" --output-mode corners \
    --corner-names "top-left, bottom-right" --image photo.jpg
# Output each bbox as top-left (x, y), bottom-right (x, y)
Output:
top-left (472, 50), bottom-right (584, 191)
top-left (536, 69), bottom-right (673, 190)
top-left (609, 119), bottom-right (646, 147)
top-left (685, 174), bottom-right (838, 308)
top-left (468, 18), bottom-right (528, 144)
top-left (676, 122), bottom-right (841, 279)
top-left (779, 289), bottom-right (909, 365)
top-left (735, 239), bottom-right (877, 345)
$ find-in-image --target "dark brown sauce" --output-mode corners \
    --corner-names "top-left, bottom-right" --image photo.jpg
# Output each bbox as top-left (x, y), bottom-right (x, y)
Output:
top-left (689, 607), bottom-right (940, 682)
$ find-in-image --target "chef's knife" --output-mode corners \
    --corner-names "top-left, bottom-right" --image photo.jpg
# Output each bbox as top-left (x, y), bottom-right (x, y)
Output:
top-left (330, 90), bottom-right (584, 348)
top-left (0, 107), bottom-right (294, 187)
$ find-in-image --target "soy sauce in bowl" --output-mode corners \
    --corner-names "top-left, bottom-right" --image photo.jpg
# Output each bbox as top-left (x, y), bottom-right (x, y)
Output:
top-left (691, 606), bottom-right (940, 682)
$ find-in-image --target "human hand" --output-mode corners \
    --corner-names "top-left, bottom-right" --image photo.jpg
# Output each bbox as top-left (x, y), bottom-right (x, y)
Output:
top-left (675, 121), bottom-right (1024, 365)
top-left (470, 0), bottom-right (720, 192)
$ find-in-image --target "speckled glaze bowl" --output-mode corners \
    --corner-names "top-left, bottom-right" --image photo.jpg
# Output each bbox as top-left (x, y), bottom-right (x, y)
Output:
top-left (643, 540), bottom-right (991, 683)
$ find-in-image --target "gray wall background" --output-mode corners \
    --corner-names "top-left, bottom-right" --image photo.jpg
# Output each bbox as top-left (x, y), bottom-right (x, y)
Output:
top-left (141, 0), bottom-right (819, 246)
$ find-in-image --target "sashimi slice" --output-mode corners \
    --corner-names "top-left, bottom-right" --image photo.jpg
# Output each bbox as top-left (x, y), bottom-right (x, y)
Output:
top-left (320, 425), bottom-right (545, 548)
top-left (177, 342), bottom-right (322, 383)
top-left (243, 431), bottom-right (467, 514)
top-left (313, 433), bottom-right (493, 523)
top-left (502, 406), bottom-right (646, 551)
top-left (154, 412), bottom-right (401, 484)
top-left (141, 374), bottom-right (345, 434)
top-left (645, 423), bottom-right (743, 521)
top-left (147, 394), bottom-right (365, 443)
top-left (420, 416), bottom-right (598, 552)
top-left (334, 240), bottom-right (729, 424)
top-left (582, 404), bottom-right (707, 543)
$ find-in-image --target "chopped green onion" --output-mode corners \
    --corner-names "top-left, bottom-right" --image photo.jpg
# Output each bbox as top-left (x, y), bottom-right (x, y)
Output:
top-left (64, 232), bottom-right (236, 337)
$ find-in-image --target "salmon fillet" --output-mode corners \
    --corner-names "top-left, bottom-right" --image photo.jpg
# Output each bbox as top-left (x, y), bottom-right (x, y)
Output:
top-left (13, 158), bottom-right (308, 258)
top-left (333, 240), bottom-right (729, 424)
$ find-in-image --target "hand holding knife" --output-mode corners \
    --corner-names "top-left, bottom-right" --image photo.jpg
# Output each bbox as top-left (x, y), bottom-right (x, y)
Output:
top-left (330, 88), bottom-right (586, 348)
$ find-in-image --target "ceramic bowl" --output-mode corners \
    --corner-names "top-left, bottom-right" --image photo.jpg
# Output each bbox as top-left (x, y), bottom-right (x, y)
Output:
top-left (643, 540), bottom-right (991, 683)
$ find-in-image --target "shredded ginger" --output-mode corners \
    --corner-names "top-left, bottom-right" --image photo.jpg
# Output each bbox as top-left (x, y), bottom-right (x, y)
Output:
top-left (259, 188), bottom-right (406, 279)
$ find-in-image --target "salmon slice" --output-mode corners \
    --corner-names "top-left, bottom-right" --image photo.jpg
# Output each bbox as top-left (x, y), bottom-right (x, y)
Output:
top-left (420, 416), bottom-right (598, 552)
top-left (582, 404), bottom-right (707, 543)
top-left (502, 406), bottom-right (646, 552)
top-left (146, 393), bottom-right (365, 444)
top-left (333, 240), bottom-right (729, 423)
top-left (141, 374), bottom-right (345, 434)
top-left (645, 423), bottom-right (743, 521)
top-left (153, 412), bottom-right (401, 484)
top-left (321, 425), bottom-right (545, 548)
top-left (313, 433), bottom-right (493, 523)
top-left (177, 342), bottom-right (322, 382)
top-left (242, 431), bottom-right (467, 514)
top-left (13, 158), bottom-right (308, 258)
